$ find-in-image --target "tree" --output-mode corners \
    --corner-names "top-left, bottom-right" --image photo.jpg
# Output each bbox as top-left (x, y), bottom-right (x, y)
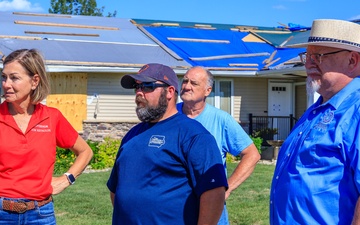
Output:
top-left (49, 0), bottom-right (117, 17)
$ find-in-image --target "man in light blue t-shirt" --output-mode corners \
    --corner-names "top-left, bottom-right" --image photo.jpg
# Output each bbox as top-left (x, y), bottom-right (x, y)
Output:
top-left (177, 66), bottom-right (261, 225)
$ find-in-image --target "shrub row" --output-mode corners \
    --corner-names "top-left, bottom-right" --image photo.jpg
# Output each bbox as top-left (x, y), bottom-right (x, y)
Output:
top-left (55, 135), bottom-right (263, 174)
top-left (54, 137), bottom-right (121, 174)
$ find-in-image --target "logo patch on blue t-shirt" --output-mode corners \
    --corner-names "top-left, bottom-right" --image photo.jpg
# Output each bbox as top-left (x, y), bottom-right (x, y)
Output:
top-left (148, 135), bottom-right (165, 148)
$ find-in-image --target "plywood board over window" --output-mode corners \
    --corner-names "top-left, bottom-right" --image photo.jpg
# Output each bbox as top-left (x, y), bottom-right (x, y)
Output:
top-left (47, 73), bottom-right (87, 131)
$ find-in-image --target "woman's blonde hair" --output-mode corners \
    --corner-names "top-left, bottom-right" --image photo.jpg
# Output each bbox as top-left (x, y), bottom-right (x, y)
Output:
top-left (3, 49), bottom-right (50, 104)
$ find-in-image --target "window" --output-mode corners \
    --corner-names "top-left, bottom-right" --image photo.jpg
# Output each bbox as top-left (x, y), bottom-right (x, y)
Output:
top-left (178, 77), bottom-right (234, 115)
top-left (207, 79), bottom-right (233, 115)
top-left (220, 81), bottom-right (231, 113)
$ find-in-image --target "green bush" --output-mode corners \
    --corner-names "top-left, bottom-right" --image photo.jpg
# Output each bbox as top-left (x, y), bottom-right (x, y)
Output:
top-left (252, 128), bottom-right (278, 146)
top-left (225, 136), bottom-right (263, 163)
top-left (54, 137), bottom-right (121, 174)
top-left (90, 137), bottom-right (121, 170)
top-left (226, 153), bottom-right (237, 163)
top-left (250, 135), bottom-right (263, 154)
top-left (54, 147), bottom-right (76, 174)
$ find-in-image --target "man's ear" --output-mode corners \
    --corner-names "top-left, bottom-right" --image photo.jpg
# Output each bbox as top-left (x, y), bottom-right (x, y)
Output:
top-left (348, 52), bottom-right (360, 77)
top-left (204, 86), bottom-right (212, 97)
top-left (167, 86), bottom-right (176, 98)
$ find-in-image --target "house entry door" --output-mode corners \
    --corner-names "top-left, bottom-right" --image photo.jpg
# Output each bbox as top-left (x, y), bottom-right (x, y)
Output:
top-left (268, 81), bottom-right (293, 140)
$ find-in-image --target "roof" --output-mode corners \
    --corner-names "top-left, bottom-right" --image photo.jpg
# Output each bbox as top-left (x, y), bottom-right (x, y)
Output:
top-left (131, 19), bottom-right (308, 74)
top-left (0, 11), bottom-right (316, 77)
top-left (0, 11), bottom-right (190, 73)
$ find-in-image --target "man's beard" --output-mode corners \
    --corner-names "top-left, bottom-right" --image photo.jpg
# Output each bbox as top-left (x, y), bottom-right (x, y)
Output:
top-left (306, 77), bottom-right (320, 95)
top-left (136, 89), bottom-right (168, 122)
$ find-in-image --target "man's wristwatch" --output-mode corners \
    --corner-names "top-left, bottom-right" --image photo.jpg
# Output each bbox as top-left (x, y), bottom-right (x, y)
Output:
top-left (64, 173), bottom-right (76, 185)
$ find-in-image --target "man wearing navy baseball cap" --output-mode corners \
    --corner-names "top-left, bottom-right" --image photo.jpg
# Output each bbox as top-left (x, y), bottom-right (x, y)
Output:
top-left (121, 63), bottom-right (179, 93)
top-left (107, 63), bottom-right (228, 225)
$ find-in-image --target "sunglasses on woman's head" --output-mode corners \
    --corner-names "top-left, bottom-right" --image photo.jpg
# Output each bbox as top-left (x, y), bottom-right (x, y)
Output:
top-left (133, 82), bottom-right (169, 93)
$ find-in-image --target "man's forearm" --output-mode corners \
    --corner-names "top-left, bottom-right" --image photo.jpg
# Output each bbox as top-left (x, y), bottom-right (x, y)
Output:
top-left (198, 187), bottom-right (225, 225)
top-left (352, 197), bottom-right (360, 224)
top-left (226, 144), bottom-right (260, 199)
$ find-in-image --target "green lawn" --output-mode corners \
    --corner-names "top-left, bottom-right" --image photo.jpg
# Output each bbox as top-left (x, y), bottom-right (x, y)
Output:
top-left (54, 163), bottom-right (275, 225)
top-left (226, 163), bottom-right (275, 225)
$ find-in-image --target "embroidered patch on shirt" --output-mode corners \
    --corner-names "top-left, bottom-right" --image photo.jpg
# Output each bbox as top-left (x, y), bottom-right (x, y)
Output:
top-left (148, 135), bottom-right (165, 148)
top-left (31, 124), bottom-right (51, 132)
top-left (313, 109), bottom-right (334, 132)
top-left (322, 109), bottom-right (334, 124)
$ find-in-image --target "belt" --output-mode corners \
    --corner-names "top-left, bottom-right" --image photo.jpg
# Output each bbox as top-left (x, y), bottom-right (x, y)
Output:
top-left (2, 196), bottom-right (53, 214)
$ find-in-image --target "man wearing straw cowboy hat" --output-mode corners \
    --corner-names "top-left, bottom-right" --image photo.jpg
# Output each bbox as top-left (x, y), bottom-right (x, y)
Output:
top-left (270, 19), bottom-right (360, 225)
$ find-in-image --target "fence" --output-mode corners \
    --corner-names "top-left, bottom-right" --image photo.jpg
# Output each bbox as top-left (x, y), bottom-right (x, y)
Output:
top-left (248, 113), bottom-right (297, 146)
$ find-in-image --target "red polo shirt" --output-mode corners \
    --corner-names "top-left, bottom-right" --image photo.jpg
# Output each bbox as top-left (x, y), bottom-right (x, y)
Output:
top-left (0, 102), bottom-right (78, 200)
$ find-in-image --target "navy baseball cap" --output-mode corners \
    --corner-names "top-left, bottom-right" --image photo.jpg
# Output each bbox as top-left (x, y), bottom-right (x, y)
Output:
top-left (121, 63), bottom-right (179, 93)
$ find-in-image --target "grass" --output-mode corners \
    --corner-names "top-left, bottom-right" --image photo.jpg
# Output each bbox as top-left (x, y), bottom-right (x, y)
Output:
top-left (53, 170), bottom-right (113, 225)
top-left (53, 163), bottom-right (275, 225)
top-left (226, 163), bottom-right (275, 225)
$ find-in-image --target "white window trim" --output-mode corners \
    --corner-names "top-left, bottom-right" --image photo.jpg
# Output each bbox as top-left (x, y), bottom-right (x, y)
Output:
top-left (213, 78), bottom-right (234, 116)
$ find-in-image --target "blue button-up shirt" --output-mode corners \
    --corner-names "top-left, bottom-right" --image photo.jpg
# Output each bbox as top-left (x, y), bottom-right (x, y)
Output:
top-left (270, 77), bottom-right (360, 225)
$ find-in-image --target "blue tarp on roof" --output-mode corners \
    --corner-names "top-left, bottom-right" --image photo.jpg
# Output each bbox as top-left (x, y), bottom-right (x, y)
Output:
top-left (142, 26), bottom-right (305, 70)
top-left (277, 23), bottom-right (311, 31)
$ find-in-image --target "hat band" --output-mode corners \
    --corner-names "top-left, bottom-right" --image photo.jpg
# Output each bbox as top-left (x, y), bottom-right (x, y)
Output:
top-left (308, 36), bottom-right (360, 48)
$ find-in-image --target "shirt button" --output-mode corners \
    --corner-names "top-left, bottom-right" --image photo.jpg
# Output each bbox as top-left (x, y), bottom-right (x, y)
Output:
top-left (276, 176), bottom-right (279, 179)
top-left (313, 110), bottom-right (316, 114)
top-left (270, 201), bottom-right (273, 204)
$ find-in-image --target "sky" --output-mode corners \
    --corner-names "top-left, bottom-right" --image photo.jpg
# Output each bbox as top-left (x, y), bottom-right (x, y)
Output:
top-left (1, 0), bottom-right (360, 28)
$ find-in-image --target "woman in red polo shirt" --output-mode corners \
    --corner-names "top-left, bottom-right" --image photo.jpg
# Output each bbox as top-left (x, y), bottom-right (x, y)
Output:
top-left (0, 49), bottom-right (93, 224)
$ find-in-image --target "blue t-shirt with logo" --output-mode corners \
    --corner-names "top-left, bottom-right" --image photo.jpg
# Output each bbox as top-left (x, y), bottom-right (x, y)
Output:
top-left (107, 112), bottom-right (227, 225)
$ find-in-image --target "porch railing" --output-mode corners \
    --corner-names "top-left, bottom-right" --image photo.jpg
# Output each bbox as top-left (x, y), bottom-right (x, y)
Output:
top-left (248, 113), bottom-right (297, 145)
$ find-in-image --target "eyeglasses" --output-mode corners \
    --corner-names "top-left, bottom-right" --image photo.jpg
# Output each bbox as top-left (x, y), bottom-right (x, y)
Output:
top-left (133, 82), bottom-right (169, 93)
top-left (299, 49), bottom-right (350, 64)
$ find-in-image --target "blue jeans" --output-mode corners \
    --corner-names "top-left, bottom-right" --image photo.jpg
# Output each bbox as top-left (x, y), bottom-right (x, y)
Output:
top-left (217, 204), bottom-right (229, 225)
top-left (0, 197), bottom-right (56, 225)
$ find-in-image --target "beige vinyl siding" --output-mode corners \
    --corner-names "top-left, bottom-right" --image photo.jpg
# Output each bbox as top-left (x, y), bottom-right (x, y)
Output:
top-left (86, 73), bottom-right (139, 122)
top-left (233, 94), bottom-right (241, 122)
top-left (233, 77), bottom-right (268, 124)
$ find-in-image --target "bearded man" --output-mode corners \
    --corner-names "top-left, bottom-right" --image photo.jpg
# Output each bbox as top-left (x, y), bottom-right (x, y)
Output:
top-left (107, 63), bottom-right (228, 225)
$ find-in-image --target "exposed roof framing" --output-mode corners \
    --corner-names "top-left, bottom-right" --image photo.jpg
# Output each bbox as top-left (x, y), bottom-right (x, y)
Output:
top-left (189, 53), bottom-right (270, 61)
top-left (229, 63), bottom-right (259, 67)
top-left (14, 20), bottom-right (119, 30)
top-left (151, 22), bottom-right (180, 27)
top-left (24, 31), bottom-right (99, 37)
top-left (46, 60), bottom-right (147, 67)
top-left (206, 67), bottom-right (258, 71)
top-left (13, 12), bottom-right (72, 18)
top-left (193, 24), bottom-right (215, 29)
top-left (167, 37), bottom-right (230, 43)
top-left (0, 35), bottom-right (41, 40)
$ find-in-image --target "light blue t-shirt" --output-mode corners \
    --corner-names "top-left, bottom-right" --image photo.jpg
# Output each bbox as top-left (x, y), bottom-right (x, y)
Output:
top-left (177, 103), bottom-right (253, 172)
top-left (270, 77), bottom-right (360, 225)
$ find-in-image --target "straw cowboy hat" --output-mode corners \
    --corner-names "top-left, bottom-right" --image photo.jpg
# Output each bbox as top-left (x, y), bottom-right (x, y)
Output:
top-left (289, 19), bottom-right (360, 52)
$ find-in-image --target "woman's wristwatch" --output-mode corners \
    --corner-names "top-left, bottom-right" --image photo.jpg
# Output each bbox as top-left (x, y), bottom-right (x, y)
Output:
top-left (64, 173), bottom-right (76, 185)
